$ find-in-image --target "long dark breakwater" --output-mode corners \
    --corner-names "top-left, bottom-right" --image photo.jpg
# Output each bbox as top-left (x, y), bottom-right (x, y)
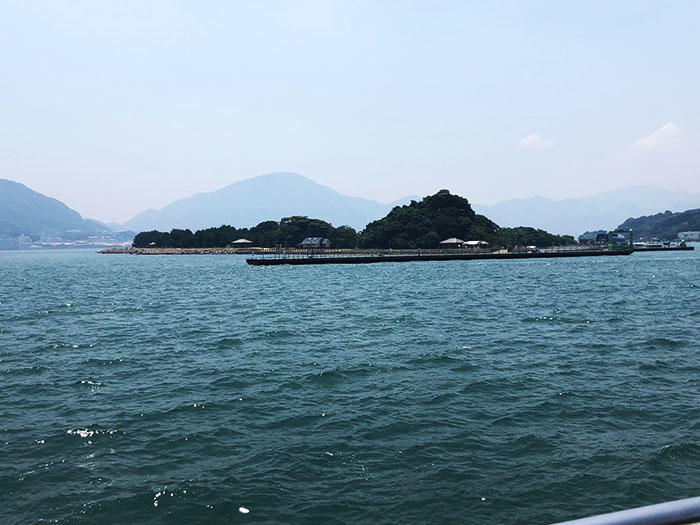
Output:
top-left (246, 246), bottom-right (634, 266)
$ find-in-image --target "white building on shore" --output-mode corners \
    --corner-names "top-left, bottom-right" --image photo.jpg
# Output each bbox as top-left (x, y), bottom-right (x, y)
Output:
top-left (678, 231), bottom-right (700, 241)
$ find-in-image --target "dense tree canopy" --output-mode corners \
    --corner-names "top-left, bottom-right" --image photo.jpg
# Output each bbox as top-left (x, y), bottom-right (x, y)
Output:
top-left (498, 227), bottom-right (576, 248)
top-left (132, 190), bottom-right (577, 249)
top-left (358, 190), bottom-right (575, 248)
top-left (132, 217), bottom-right (358, 249)
top-left (358, 190), bottom-right (501, 248)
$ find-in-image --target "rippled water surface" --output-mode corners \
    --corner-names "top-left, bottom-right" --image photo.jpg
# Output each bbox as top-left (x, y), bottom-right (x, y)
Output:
top-left (1, 248), bottom-right (699, 524)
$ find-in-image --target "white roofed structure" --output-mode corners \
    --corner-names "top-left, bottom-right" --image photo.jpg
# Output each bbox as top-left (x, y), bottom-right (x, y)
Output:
top-left (439, 237), bottom-right (465, 248)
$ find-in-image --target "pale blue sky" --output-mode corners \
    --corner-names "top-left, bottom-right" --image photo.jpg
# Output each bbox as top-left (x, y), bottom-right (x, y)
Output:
top-left (2, 0), bottom-right (699, 223)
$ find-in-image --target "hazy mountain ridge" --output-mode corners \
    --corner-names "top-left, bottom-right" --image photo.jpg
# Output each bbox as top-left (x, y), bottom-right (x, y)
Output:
top-left (5, 174), bottom-right (699, 241)
top-left (473, 186), bottom-right (700, 235)
top-left (122, 172), bottom-right (416, 231)
top-left (0, 178), bottom-right (107, 238)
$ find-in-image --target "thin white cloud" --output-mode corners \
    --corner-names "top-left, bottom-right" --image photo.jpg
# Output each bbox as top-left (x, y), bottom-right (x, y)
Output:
top-left (518, 133), bottom-right (553, 151)
top-left (629, 122), bottom-right (682, 152)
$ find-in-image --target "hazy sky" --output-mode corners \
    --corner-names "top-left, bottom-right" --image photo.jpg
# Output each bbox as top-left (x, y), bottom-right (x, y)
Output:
top-left (2, 1), bottom-right (699, 223)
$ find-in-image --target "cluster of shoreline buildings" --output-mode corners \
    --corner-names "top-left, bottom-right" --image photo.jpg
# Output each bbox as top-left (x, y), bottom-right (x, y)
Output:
top-left (679, 231), bottom-right (700, 241)
top-left (0, 230), bottom-right (135, 250)
top-left (0, 234), bottom-right (33, 250)
top-left (437, 238), bottom-right (490, 249)
top-left (578, 230), bottom-right (700, 244)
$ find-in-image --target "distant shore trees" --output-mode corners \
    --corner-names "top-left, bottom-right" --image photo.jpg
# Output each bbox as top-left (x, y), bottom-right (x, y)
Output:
top-left (617, 208), bottom-right (700, 240)
top-left (132, 217), bottom-right (359, 249)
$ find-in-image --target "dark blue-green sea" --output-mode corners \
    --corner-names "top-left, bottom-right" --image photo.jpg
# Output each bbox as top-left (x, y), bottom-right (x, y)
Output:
top-left (1, 247), bottom-right (699, 524)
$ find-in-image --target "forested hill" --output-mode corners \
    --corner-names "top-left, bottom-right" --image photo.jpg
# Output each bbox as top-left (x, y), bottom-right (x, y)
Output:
top-left (617, 208), bottom-right (700, 239)
top-left (358, 190), bottom-right (499, 248)
top-left (133, 190), bottom-right (575, 249)
top-left (358, 190), bottom-right (575, 248)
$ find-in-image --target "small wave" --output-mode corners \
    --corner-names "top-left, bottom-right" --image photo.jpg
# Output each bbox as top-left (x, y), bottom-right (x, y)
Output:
top-left (522, 316), bottom-right (590, 324)
top-left (305, 364), bottom-right (400, 385)
top-left (506, 433), bottom-right (555, 456)
top-left (267, 413), bottom-right (320, 430)
top-left (210, 376), bottom-right (248, 388)
top-left (307, 367), bottom-right (371, 385)
top-left (151, 486), bottom-right (191, 509)
top-left (2, 365), bottom-right (47, 375)
top-left (275, 379), bottom-right (305, 391)
top-left (450, 363), bottom-right (478, 372)
top-left (489, 414), bottom-right (518, 427)
top-left (586, 342), bottom-right (612, 350)
top-left (214, 336), bottom-right (242, 349)
top-left (642, 337), bottom-right (687, 349)
top-left (83, 357), bottom-right (125, 367)
top-left (425, 392), bottom-right (455, 405)
top-left (407, 353), bottom-right (459, 366)
top-left (361, 420), bottom-right (431, 440)
top-left (265, 329), bottom-right (298, 339)
top-left (96, 305), bottom-right (144, 314)
top-left (459, 376), bottom-right (530, 395)
top-left (66, 428), bottom-right (119, 438)
top-left (651, 442), bottom-right (700, 464)
top-left (51, 341), bottom-right (94, 350)
top-left (638, 359), bottom-right (672, 372)
top-left (75, 379), bottom-right (104, 387)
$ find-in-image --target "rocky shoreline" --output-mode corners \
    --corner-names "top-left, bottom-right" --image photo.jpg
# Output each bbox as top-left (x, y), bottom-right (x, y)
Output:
top-left (99, 247), bottom-right (261, 255)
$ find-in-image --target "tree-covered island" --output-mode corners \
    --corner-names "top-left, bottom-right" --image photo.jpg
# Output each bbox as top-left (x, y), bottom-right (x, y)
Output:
top-left (132, 190), bottom-right (576, 249)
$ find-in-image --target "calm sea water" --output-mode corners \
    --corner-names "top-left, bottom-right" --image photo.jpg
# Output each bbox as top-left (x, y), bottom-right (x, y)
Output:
top-left (1, 248), bottom-right (699, 524)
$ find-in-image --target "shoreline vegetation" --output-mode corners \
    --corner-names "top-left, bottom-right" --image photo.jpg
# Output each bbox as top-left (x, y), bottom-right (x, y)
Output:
top-left (618, 208), bottom-right (700, 239)
top-left (129, 190), bottom-right (576, 251)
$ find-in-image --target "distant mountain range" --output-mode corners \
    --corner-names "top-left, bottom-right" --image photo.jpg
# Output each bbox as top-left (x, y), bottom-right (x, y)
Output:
top-left (122, 172), bottom-right (416, 231)
top-left (0, 178), bottom-right (106, 239)
top-left (4, 173), bottom-right (700, 240)
top-left (473, 186), bottom-right (700, 236)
